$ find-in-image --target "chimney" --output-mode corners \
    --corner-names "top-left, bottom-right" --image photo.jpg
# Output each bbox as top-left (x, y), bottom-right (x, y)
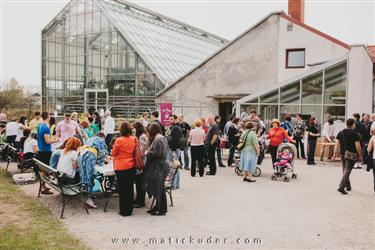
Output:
top-left (288, 0), bottom-right (305, 23)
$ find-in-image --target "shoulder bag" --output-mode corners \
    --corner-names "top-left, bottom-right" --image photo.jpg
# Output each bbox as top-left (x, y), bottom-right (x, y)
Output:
top-left (134, 138), bottom-right (145, 170)
top-left (342, 132), bottom-right (357, 162)
top-left (237, 130), bottom-right (250, 151)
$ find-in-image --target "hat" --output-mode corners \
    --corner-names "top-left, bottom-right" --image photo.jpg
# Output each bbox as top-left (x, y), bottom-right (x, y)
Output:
top-left (271, 119), bottom-right (280, 126)
top-left (64, 110), bottom-right (72, 116)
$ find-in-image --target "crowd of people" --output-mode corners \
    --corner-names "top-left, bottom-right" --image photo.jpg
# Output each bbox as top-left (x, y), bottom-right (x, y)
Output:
top-left (0, 108), bottom-right (374, 218)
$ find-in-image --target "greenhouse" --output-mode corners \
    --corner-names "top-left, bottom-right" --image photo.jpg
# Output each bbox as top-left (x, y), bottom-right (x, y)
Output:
top-left (236, 57), bottom-right (348, 126)
top-left (42, 0), bottom-right (227, 116)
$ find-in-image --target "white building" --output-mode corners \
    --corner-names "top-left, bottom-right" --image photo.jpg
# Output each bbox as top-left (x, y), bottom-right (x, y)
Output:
top-left (157, 0), bottom-right (375, 126)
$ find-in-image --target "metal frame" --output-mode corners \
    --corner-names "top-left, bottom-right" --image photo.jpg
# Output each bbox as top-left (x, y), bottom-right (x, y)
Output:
top-left (84, 88), bottom-right (109, 112)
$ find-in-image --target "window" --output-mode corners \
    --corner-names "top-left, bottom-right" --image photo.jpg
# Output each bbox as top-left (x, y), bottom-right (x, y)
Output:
top-left (286, 48), bottom-right (305, 68)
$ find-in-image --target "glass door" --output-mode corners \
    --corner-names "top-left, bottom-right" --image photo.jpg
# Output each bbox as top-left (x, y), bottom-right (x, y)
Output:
top-left (84, 89), bottom-right (108, 113)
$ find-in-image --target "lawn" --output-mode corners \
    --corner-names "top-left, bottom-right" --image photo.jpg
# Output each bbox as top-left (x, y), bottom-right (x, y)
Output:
top-left (0, 169), bottom-right (89, 250)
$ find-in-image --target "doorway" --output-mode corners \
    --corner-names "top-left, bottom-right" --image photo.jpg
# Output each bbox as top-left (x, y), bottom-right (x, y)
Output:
top-left (84, 89), bottom-right (109, 114)
top-left (219, 102), bottom-right (234, 130)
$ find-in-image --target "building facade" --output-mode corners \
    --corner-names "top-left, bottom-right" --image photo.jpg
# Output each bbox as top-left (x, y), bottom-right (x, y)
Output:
top-left (157, 1), bottom-right (374, 127)
top-left (42, 0), bottom-right (227, 117)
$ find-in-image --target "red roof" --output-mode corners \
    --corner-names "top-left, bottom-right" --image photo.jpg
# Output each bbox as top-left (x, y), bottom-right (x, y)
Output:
top-left (367, 46), bottom-right (375, 61)
top-left (279, 13), bottom-right (350, 50)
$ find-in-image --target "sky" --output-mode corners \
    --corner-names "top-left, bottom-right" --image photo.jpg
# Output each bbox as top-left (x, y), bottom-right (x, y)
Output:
top-left (0, 0), bottom-right (374, 89)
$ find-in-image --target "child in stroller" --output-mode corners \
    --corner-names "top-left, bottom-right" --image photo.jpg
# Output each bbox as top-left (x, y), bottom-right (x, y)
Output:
top-left (271, 143), bottom-right (297, 182)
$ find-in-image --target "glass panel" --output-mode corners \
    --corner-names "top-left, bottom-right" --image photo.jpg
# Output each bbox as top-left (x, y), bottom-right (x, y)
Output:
top-left (245, 97), bottom-right (258, 104)
top-left (241, 104), bottom-right (258, 114)
top-left (287, 49), bottom-right (305, 68)
top-left (260, 105), bottom-right (278, 122)
top-left (260, 90), bottom-right (278, 104)
top-left (301, 105), bottom-right (322, 124)
top-left (280, 81), bottom-right (300, 104)
top-left (280, 105), bottom-right (300, 118)
top-left (324, 106), bottom-right (345, 122)
top-left (302, 72), bottom-right (323, 104)
top-left (324, 63), bottom-right (347, 105)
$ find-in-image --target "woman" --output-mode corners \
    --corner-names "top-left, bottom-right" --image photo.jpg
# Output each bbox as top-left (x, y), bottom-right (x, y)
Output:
top-left (143, 122), bottom-right (169, 216)
top-left (188, 119), bottom-right (206, 177)
top-left (57, 137), bottom-right (81, 184)
top-left (141, 112), bottom-right (150, 128)
top-left (367, 128), bottom-right (375, 193)
top-left (92, 111), bottom-right (102, 131)
top-left (111, 121), bottom-right (137, 216)
top-left (81, 120), bottom-right (94, 139)
top-left (78, 133), bottom-right (107, 209)
top-left (268, 119), bottom-right (295, 165)
top-left (227, 117), bottom-right (241, 167)
top-left (133, 121), bottom-right (149, 208)
top-left (23, 132), bottom-right (38, 159)
top-left (15, 116), bottom-right (29, 150)
top-left (239, 122), bottom-right (260, 182)
top-left (49, 117), bottom-right (57, 140)
top-left (307, 117), bottom-right (320, 165)
top-left (88, 117), bottom-right (100, 134)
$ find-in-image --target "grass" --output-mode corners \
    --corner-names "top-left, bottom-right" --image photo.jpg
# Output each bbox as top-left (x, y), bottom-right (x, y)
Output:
top-left (0, 169), bottom-right (89, 250)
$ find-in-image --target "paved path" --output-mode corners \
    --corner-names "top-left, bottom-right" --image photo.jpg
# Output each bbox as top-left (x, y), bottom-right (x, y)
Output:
top-left (2, 157), bottom-right (375, 249)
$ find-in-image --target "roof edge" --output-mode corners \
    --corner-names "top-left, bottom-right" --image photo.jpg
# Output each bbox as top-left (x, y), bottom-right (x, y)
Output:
top-left (279, 13), bottom-right (350, 50)
top-left (42, 0), bottom-right (71, 33)
top-left (114, 0), bottom-right (229, 43)
top-left (156, 11), bottom-right (283, 97)
top-left (236, 55), bottom-right (348, 105)
top-left (351, 44), bottom-right (375, 63)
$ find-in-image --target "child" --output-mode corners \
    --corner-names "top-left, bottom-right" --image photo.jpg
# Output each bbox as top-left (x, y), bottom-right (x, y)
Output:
top-left (57, 137), bottom-right (82, 184)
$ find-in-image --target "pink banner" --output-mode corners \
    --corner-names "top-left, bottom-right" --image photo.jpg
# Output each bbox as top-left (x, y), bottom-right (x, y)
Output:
top-left (160, 103), bottom-right (172, 127)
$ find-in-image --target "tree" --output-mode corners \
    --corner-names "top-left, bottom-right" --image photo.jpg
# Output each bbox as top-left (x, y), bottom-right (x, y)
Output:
top-left (0, 78), bottom-right (28, 111)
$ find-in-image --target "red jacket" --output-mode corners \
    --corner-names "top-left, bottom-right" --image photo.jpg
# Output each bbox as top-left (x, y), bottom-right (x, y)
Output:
top-left (268, 127), bottom-right (293, 147)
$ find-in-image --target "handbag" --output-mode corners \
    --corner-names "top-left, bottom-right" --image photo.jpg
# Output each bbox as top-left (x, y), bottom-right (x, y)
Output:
top-left (237, 131), bottom-right (250, 151)
top-left (134, 138), bottom-right (145, 170)
top-left (342, 134), bottom-right (358, 162)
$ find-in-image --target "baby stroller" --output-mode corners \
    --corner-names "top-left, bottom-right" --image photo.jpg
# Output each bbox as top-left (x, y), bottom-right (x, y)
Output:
top-left (271, 143), bottom-right (297, 182)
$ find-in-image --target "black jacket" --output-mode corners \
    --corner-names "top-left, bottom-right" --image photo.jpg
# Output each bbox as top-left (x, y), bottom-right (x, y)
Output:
top-left (169, 124), bottom-right (182, 151)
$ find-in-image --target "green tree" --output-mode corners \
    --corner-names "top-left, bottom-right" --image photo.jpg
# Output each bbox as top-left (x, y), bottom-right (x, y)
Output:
top-left (0, 78), bottom-right (28, 111)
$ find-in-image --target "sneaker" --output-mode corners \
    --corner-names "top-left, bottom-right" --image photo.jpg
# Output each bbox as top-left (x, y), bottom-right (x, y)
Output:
top-left (337, 188), bottom-right (348, 195)
top-left (85, 199), bottom-right (98, 209)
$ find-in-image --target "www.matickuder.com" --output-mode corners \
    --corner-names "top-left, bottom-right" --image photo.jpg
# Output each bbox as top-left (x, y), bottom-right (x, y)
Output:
top-left (110, 236), bottom-right (262, 246)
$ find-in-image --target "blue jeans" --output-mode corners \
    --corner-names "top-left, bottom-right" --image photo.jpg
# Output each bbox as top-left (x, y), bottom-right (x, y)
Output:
top-left (168, 149), bottom-right (181, 188)
top-left (183, 145), bottom-right (189, 168)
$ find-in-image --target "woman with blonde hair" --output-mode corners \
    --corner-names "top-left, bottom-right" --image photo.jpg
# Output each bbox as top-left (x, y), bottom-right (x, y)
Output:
top-left (188, 119), bottom-right (206, 177)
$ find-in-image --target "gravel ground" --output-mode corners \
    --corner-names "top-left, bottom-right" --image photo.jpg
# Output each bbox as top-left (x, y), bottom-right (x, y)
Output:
top-left (2, 156), bottom-right (375, 250)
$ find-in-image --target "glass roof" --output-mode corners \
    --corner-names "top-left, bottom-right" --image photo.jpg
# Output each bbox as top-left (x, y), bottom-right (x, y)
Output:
top-left (96, 0), bottom-right (228, 85)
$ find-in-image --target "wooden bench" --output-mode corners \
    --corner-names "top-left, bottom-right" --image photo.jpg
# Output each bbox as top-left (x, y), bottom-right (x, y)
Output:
top-left (33, 158), bottom-right (89, 219)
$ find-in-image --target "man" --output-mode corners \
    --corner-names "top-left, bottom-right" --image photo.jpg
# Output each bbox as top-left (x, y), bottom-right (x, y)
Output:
top-left (178, 114), bottom-right (191, 170)
top-left (244, 111), bottom-right (261, 136)
top-left (150, 111), bottom-right (165, 136)
top-left (320, 118), bottom-right (336, 161)
top-left (293, 114), bottom-right (306, 159)
top-left (240, 109), bottom-right (248, 122)
top-left (103, 110), bottom-right (116, 151)
top-left (29, 111), bottom-right (41, 133)
top-left (214, 115), bottom-right (225, 167)
top-left (371, 113), bottom-right (375, 131)
top-left (362, 114), bottom-right (372, 165)
top-left (353, 113), bottom-right (366, 168)
top-left (56, 111), bottom-right (81, 143)
top-left (205, 116), bottom-right (220, 175)
top-left (333, 118), bottom-right (362, 195)
top-left (168, 115), bottom-right (182, 188)
top-left (224, 114), bottom-right (235, 139)
top-left (37, 111), bottom-right (59, 195)
top-left (5, 118), bottom-right (18, 146)
top-left (281, 115), bottom-right (293, 136)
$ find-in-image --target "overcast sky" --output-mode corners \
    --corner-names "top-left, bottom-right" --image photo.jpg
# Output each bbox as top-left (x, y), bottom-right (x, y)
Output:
top-left (1, 0), bottom-right (374, 88)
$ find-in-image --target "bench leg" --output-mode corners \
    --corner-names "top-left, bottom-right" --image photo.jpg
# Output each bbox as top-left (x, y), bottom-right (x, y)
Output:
top-left (104, 193), bottom-right (110, 212)
top-left (60, 194), bottom-right (66, 219)
top-left (81, 193), bottom-right (89, 215)
top-left (6, 161), bottom-right (10, 172)
top-left (37, 181), bottom-right (42, 198)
